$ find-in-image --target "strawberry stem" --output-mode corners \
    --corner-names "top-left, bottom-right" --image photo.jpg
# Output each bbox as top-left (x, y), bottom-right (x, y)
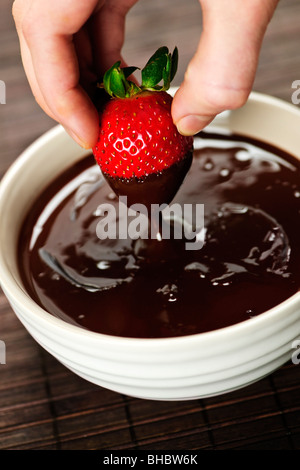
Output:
top-left (100, 47), bottom-right (178, 99)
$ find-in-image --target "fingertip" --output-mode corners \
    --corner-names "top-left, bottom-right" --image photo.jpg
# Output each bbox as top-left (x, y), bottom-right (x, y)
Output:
top-left (59, 97), bottom-right (100, 149)
top-left (63, 128), bottom-right (89, 148)
top-left (63, 120), bottom-right (99, 150)
top-left (171, 81), bottom-right (214, 135)
top-left (176, 114), bottom-right (215, 136)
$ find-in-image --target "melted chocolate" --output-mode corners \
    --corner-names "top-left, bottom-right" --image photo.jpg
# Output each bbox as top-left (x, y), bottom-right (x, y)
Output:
top-left (104, 150), bottom-right (193, 210)
top-left (18, 131), bottom-right (300, 338)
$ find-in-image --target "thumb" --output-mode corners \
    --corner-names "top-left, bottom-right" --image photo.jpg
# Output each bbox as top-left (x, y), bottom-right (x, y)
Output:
top-left (172, 0), bottom-right (278, 136)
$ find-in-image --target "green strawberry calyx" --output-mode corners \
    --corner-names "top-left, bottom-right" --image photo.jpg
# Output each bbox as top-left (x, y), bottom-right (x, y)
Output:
top-left (99, 46), bottom-right (178, 99)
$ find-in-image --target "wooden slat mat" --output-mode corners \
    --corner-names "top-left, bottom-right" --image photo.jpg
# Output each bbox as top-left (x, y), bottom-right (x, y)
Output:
top-left (1, 0), bottom-right (300, 451)
top-left (1, 290), bottom-right (300, 450)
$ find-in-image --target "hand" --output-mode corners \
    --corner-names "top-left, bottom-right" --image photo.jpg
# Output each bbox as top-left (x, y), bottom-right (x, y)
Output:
top-left (13, 0), bottom-right (279, 148)
top-left (12, 0), bottom-right (138, 148)
top-left (172, 0), bottom-right (279, 135)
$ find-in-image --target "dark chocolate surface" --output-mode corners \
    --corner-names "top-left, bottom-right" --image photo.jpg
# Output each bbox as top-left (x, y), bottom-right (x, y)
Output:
top-left (18, 131), bottom-right (300, 338)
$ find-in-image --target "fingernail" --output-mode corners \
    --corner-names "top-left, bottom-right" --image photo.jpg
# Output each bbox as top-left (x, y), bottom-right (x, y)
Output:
top-left (176, 115), bottom-right (212, 136)
top-left (64, 127), bottom-right (90, 149)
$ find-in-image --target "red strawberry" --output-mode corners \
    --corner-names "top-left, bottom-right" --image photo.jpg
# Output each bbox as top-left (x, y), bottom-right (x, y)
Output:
top-left (92, 47), bottom-right (193, 208)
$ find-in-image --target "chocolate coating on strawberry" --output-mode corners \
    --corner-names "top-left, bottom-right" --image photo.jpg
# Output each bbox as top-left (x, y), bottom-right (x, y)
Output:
top-left (105, 151), bottom-right (193, 210)
top-left (92, 47), bottom-right (193, 207)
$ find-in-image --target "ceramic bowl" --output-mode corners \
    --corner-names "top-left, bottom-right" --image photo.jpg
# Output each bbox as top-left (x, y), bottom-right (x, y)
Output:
top-left (0, 90), bottom-right (300, 400)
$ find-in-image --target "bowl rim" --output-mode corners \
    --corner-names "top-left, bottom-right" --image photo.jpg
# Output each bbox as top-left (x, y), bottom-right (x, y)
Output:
top-left (1, 90), bottom-right (300, 348)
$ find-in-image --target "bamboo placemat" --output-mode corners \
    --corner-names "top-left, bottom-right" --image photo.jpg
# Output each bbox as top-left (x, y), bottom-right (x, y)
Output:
top-left (1, 289), bottom-right (300, 450)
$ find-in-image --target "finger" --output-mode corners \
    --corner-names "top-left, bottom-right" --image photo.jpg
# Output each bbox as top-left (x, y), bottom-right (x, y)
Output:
top-left (73, 27), bottom-right (98, 99)
top-left (13, 0), bottom-right (57, 119)
top-left (172, 0), bottom-right (279, 136)
top-left (90, 0), bottom-right (139, 77)
top-left (19, 0), bottom-right (104, 148)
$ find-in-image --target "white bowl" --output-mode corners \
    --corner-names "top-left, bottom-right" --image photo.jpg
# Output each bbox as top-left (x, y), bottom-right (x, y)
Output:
top-left (0, 91), bottom-right (300, 401)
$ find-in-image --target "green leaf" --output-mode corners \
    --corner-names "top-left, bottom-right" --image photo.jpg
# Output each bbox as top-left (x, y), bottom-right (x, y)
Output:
top-left (109, 67), bottom-right (127, 98)
top-left (103, 62), bottom-right (119, 97)
top-left (123, 66), bottom-right (139, 79)
top-left (161, 53), bottom-right (173, 90)
top-left (100, 46), bottom-right (179, 98)
top-left (127, 81), bottom-right (142, 95)
top-left (142, 55), bottom-right (168, 88)
top-left (141, 46), bottom-right (179, 91)
top-left (144, 46), bottom-right (169, 67)
top-left (141, 46), bottom-right (170, 88)
top-left (103, 61), bottom-right (136, 98)
top-left (170, 47), bottom-right (178, 83)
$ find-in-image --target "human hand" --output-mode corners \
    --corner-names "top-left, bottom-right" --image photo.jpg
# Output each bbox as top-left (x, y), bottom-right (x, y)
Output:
top-left (172, 0), bottom-right (279, 135)
top-left (13, 0), bottom-right (279, 148)
top-left (12, 0), bottom-right (138, 148)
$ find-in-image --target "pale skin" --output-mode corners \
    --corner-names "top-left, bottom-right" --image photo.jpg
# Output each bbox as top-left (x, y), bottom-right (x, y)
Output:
top-left (13, 0), bottom-right (279, 149)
